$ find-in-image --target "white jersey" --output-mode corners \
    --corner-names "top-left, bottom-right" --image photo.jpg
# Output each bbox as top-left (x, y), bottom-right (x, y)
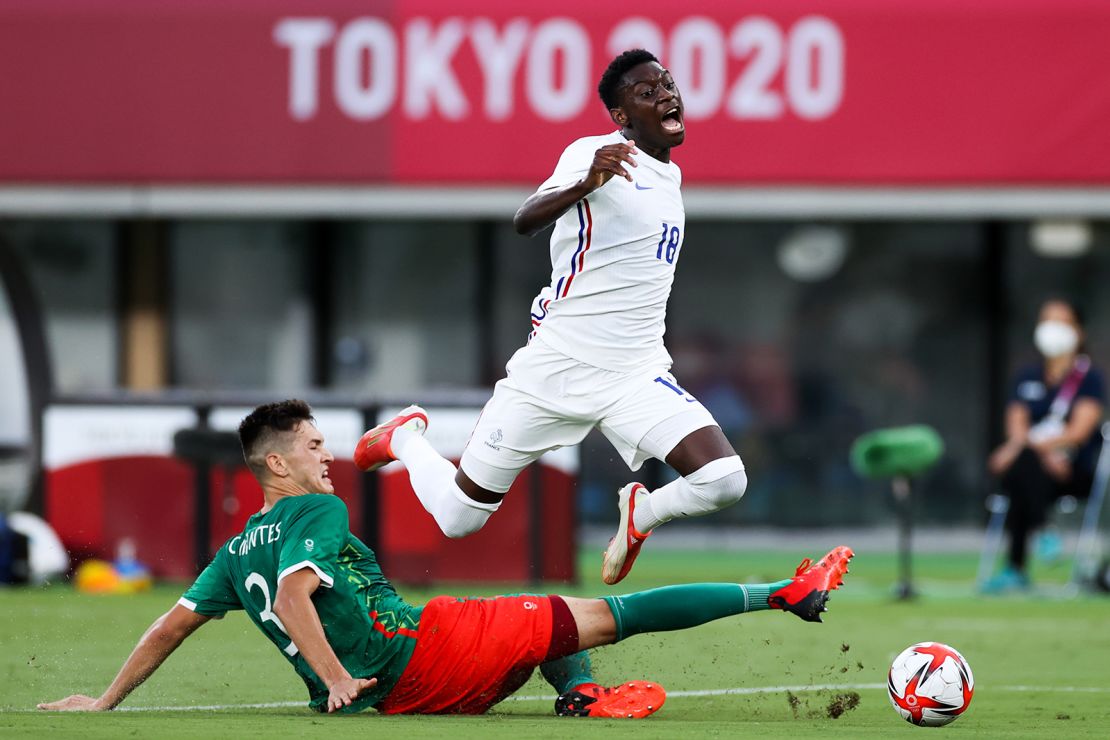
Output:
top-left (527, 131), bottom-right (685, 372)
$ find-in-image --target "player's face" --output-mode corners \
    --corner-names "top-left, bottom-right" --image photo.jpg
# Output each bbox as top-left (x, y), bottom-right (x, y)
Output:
top-left (613, 62), bottom-right (685, 158)
top-left (283, 422), bottom-right (335, 494)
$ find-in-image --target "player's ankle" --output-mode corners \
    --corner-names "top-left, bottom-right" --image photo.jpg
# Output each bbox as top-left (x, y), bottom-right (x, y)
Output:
top-left (568, 682), bottom-right (602, 694)
top-left (390, 427), bottom-right (416, 458)
top-left (631, 494), bottom-right (663, 533)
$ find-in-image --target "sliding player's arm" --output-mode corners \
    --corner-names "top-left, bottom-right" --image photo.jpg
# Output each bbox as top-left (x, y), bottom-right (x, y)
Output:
top-left (513, 141), bottom-right (639, 236)
top-left (37, 604), bottom-right (209, 711)
top-left (273, 568), bottom-right (376, 713)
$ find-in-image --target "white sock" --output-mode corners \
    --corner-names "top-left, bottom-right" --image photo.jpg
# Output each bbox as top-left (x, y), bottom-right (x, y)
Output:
top-left (390, 427), bottom-right (417, 457)
top-left (633, 480), bottom-right (675, 533)
top-left (633, 456), bottom-right (747, 533)
top-left (391, 430), bottom-right (500, 538)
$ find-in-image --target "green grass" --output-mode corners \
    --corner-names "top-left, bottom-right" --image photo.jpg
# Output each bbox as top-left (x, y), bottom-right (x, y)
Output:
top-left (1, 548), bottom-right (1108, 738)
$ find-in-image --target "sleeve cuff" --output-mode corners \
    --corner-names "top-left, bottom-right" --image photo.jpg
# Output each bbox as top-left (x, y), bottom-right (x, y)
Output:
top-left (177, 597), bottom-right (226, 619)
top-left (277, 560), bottom-right (335, 588)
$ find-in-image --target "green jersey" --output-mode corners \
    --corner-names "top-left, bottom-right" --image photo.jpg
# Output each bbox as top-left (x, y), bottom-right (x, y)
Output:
top-left (179, 494), bottom-right (421, 713)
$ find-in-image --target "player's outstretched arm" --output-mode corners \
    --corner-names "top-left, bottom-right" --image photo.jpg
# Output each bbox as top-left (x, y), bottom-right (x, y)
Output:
top-left (37, 604), bottom-right (209, 711)
top-left (513, 141), bottom-right (639, 236)
top-left (273, 568), bottom-right (377, 713)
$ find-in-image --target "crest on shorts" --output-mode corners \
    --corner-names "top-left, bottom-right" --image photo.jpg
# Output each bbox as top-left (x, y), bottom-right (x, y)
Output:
top-left (485, 428), bottom-right (503, 451)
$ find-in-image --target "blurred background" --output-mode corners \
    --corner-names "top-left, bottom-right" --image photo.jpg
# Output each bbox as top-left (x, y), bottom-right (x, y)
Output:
top-left (2, 0), bottom-right (1109, 584)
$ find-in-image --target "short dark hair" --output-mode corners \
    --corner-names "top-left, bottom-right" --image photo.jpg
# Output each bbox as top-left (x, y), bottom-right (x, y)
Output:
top-left (238, 399), bottom-right (315, 477)
top-left (1041, 296), bottom-right (1086, 328)
top-left (598, 49), bottom-right (660, 109)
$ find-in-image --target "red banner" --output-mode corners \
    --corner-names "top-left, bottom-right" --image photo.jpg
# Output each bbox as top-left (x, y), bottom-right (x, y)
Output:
top-left (2, 0), bottom-right (1110, 184)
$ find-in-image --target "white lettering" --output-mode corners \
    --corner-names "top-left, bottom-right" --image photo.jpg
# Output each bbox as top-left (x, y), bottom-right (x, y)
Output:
top-left (273, 18), bottom-right (336, 121)
top-left (606, 17), bottom-right (665, 60)
top-left (728, 16), bottom-right (784, 119)
top-left (404, 18), bottom-right (469, 120)
top-left (334, 18), bottom-right (397, 120)
top-left (668, 17), bottom-right (725, 120)
top-left (274, 15), bottom-right (845, 125)
top-left (786, 16), bottom-right (843, 120)
top-left (470, 18), bottom-right (530, 121)
top-left (229, 524), bottom-right (282, 556)
top-left (526, 19), bottom-right (590, 122)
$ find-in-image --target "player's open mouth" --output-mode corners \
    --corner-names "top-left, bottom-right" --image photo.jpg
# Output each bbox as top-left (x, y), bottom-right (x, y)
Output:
top-left (661, 106), bottom-right (683, 134)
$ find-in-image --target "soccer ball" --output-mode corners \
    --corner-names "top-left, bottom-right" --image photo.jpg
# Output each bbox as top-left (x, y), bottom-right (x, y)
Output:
top-left (887, 642), bottom-right (974, 727)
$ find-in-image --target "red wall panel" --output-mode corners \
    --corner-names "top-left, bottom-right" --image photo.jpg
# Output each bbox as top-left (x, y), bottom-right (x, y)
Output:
top-left (3, 1), bottom-right (1109, 184)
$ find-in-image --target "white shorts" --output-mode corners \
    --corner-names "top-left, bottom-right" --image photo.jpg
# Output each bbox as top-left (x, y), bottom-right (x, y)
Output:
top-left (460, 338), bottom-right (719, 493)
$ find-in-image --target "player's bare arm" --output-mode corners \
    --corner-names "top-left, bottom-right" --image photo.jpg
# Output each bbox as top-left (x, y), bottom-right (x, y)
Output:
top-left (512, 142), bottom-right (639, 236)
top-left (37, 604), bottom-right (209, 712)
top-left (272, 567), bottom-right (377, 713)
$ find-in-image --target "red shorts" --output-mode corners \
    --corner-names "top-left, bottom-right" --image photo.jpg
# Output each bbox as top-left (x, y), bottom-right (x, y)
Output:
top-left (378, 594), bottom-right (578, 715)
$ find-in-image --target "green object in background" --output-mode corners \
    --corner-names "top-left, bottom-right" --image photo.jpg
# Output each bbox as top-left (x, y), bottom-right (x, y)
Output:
top-left (850, 424), bottom-right (944, 601)
top-left (850, 425), bottom-right (944, 479)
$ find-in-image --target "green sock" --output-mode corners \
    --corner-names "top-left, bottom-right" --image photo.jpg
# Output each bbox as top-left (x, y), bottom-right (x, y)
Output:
top-left (540, 650), bottom-right (595, 694)
top-left (602, 580), bottom-right (792, 642)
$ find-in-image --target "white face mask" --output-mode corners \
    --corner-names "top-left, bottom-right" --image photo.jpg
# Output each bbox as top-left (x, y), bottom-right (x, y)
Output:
top-left (1034, 320), bottom-right (1079, 358)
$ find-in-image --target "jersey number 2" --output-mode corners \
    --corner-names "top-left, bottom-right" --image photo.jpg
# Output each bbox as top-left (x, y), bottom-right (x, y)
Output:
top-left (245, 572), bottom-right (300, 656)
top-left (656, 223), bottom-right (681, 264)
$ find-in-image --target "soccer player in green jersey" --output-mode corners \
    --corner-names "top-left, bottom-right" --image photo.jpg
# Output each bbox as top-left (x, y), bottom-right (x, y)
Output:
top-left (39, 400), bottom-right (852, 718)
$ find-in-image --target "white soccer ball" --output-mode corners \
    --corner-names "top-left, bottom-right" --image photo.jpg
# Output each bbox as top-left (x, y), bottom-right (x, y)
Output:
top-left (887, 642), bottom-right (974, 727)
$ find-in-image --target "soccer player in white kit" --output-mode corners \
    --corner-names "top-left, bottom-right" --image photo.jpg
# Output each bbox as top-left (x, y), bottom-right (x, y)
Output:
top-left (355, 50), bottom-right (748, 585)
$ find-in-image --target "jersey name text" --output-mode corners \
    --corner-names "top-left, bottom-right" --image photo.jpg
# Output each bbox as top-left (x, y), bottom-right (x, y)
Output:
top-left (227, 523), bottom-right (283, 557)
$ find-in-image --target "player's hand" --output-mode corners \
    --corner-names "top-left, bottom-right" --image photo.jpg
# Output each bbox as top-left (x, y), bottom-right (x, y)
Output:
top-left (582, 141), bottom-right (639, 190)
top-left (37, 694), bottom-right (108, 712)
top-left (326, 676), bottom-right (378, 713)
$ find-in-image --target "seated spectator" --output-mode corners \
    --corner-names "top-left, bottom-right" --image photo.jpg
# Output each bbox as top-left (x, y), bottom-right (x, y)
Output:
top-left (985, 298), bottom-right (1104, 591)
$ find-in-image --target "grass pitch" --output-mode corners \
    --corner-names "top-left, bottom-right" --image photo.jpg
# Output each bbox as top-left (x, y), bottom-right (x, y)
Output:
top-left (1, 547), bottom-right (1108, 739)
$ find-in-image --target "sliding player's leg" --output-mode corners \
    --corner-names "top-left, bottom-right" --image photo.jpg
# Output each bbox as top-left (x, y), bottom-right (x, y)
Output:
top-left (570, 545), bottom-right (855, 651)
top-left (377, 593), bottom-right (553, 715)
top-left (545, 545), bottom-right (853, 716)
top-left (539, 612), bottom-right (664, 718)
top-left (379, 592), bottom-right (655, 717)
top-left (378, 548), bottom-right (851, 717)
top-left (540, 650), bottom-right (595, 697)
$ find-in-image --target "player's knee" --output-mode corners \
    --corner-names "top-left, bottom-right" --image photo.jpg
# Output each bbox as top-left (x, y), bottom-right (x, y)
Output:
top-left (434, 488), bottom-right (500, 538)
top-left (694, 469), bottom-right (747, 508)
top-left (686, 456), bottom-right (747, 510)
top-left (437, 518), bottom-right (484, 539)
top-left (715, 468), bottom-right (748, 506)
